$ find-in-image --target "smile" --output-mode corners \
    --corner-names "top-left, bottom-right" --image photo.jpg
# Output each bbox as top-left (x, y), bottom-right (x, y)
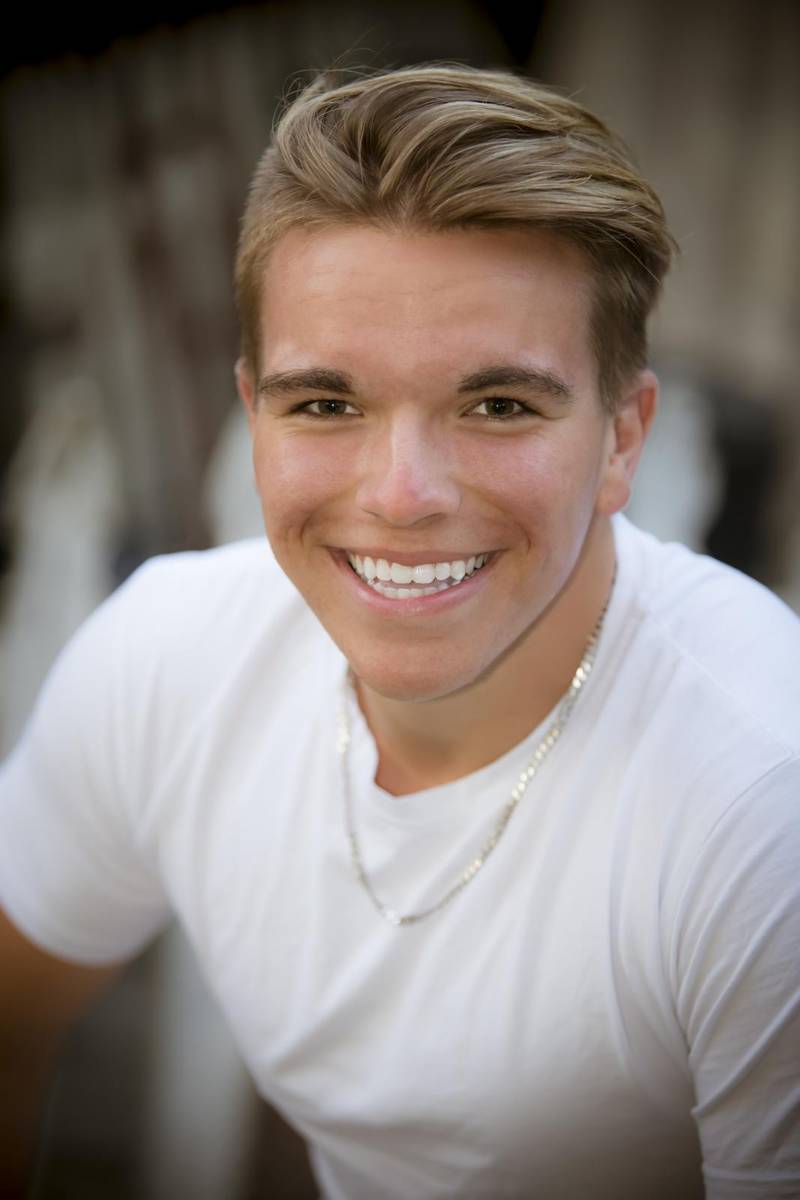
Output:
top-left (346, 552), bottom-right (490, 599)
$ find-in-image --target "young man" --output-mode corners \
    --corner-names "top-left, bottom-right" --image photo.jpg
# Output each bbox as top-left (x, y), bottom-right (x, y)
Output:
top-left (1, 66), bottom-right (799, 1199)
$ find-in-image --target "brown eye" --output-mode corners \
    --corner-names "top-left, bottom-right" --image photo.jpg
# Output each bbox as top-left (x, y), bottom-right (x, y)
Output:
top-left (315, 400), bottom-right (349, 416)
top-left (471, 397), bottom-right (530, 420)
top-left (294, 398), bottom-right (359, 418)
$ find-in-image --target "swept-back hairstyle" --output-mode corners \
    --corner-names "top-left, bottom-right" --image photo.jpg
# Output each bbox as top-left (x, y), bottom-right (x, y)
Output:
top-left (235, 64), bottom-right (675, 409)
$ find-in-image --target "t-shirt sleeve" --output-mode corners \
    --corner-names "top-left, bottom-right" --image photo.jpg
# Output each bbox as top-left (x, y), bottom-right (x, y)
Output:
top-left (672, 758), bottom-right (800, 1199)
top-left (0, 575), bottom-right (172, 965)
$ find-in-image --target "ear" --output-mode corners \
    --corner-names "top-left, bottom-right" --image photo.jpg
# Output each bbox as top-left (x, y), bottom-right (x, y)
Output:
top-left (596, 369), bottom-right (658, 516)
top-left (235, 357), bottom-right (258, 434)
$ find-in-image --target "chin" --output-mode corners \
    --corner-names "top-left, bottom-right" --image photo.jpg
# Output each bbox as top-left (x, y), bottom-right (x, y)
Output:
top-left (353, 667), bottom-right (457, 705)
top-left (348, 649), bottom-right (492, 705)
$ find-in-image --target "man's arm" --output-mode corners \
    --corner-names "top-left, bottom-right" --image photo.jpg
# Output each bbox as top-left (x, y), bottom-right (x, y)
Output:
top-left (674, 759), bottom-right (800, 1198)
top-left (0, 908), bottom-right (123, 1198)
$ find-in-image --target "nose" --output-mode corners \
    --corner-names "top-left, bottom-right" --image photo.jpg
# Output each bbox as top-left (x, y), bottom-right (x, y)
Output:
top-left (355, 412), bottom-right (461, 526)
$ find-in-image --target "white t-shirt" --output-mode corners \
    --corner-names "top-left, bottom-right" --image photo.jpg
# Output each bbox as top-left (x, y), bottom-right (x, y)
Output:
top-left (1, 515), bottom-right (799, 1199)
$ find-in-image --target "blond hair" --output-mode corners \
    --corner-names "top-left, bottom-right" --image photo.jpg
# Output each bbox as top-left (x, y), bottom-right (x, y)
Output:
top-left (235, 64), bottom-right (675, 409)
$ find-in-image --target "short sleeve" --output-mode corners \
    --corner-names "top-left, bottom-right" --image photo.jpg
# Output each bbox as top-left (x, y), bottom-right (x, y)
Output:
top-left (672, 758), bottom-right (800, 1198)
top-left (0, 577), bottom-right (171, 965)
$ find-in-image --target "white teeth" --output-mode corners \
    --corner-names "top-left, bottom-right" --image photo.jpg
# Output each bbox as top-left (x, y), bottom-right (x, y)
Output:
top-left (346, 551), bottom-right (491, 597)
top-left (412, 563), bottom-right (436, 585)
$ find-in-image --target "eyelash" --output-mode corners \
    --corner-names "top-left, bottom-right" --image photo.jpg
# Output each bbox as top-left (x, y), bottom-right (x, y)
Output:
top-left (289, 397), bottom-right (536, 422)
top-left (469, 397), bottom-right (536, 421)
top-left (289, 399), bottom-right (358, 419)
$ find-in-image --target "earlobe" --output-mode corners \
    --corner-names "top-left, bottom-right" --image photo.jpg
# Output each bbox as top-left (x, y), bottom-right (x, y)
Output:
top-left (596, 370), bottom-right (658, 516)
top-left (235, 357), bottom-right (258, 433)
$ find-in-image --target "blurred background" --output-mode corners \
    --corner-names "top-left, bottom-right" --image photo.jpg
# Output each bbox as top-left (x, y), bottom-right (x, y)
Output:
top-left (1, 0), bottom-right (798, 1195)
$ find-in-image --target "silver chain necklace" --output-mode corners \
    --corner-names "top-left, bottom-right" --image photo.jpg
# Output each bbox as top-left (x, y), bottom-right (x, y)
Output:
top-left (337, 586), bottom-right (613, 927)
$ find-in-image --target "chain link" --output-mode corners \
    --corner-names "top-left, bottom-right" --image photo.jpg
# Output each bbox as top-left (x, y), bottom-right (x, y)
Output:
top-left (337, 585), bottom-right (613, 927)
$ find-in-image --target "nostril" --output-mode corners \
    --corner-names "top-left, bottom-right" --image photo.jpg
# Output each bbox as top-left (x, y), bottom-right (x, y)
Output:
top-left (356, 463), bottom-right (461, 525)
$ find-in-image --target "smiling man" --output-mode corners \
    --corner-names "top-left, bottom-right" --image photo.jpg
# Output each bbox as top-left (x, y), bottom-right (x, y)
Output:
top-left (2, 66), bottom-right (799, 1199)
top-left (239, 222), bottom-right (637, 794)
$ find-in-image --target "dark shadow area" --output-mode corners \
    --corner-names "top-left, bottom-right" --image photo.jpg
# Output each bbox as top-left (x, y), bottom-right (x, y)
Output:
top-left (703, 385), bottom-right (783, 585)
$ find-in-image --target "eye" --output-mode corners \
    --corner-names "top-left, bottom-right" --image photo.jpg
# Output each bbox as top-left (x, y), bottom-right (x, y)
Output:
top-left (292, 398), bottom-right (360, 418)
top-left (469, 396), bottom-right (534, 421)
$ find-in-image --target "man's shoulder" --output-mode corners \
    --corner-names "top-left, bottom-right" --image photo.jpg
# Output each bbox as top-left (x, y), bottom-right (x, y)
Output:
top-left (125, 536), bottom-right (287, 605)
top-left (23, 536), bottom-right (334, 791)
top-left (616, 516), bottom-right (800, 755)
top-left (114, 537), bottom-right (298, 638)
top-left (80, 536), bottom-right (322, 701)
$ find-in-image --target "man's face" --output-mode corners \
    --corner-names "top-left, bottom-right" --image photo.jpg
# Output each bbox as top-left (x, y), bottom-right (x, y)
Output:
top-left (239, 224), bottom-right (644, 702)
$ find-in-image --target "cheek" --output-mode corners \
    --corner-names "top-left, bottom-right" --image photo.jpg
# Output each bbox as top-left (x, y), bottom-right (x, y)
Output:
top-left (460, 432), bottom-right (597, 522)
top-left (252, 430), bottom-right (349, 534)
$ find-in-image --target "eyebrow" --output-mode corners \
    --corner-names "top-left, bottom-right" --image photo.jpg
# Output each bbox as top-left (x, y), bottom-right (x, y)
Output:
top-left (258, 368), bottom-right (355, 398)
top-left (457, 365), bottom-right (573, 401)
top-left (257, 363), bottom-right (573, 402)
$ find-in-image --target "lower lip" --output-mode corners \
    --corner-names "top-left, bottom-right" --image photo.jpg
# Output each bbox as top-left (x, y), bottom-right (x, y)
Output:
top-left (331, 552), bottom-right (497, 616)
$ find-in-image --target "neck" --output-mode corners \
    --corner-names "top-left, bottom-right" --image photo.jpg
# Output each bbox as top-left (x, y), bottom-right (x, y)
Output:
top-left (356, 517), bottom-right (616, 795)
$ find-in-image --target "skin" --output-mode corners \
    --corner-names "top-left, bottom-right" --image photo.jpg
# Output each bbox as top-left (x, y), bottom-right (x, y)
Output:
top-left (0, 909), bottom-right (121, 1195)
top-left (236, 224), bottom-right (656, 794)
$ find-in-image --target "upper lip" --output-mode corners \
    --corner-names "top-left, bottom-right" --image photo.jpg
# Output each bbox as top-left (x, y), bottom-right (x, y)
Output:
top-left (338, 548), bottom-right (492, 565)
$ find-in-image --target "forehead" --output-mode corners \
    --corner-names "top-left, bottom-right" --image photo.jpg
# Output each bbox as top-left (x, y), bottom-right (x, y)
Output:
top-left (258, 224), bottom-right (597, 390)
